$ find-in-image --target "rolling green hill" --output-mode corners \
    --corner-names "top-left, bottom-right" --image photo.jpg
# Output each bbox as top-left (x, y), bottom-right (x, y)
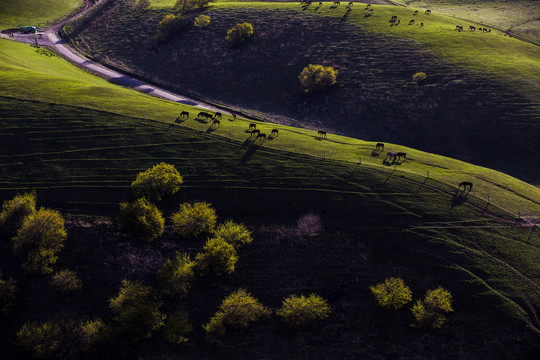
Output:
top-left (0, 0), bottom-right (83, 30)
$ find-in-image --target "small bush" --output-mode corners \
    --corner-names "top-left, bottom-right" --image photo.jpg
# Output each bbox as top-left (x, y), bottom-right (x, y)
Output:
top-left (157, 14), bottom-right (188, 42)
top-left (213, 220), bottom-right (252, 249)
top-left (195, 237), bottom-right (238, 276)
top-left (0, 191), bottom-right (36, 237)
top-left (119, 198), bottom-right (164, 242)
top-left (412, 72), bottom-right (427, 84)
top-left (203, 289), bottom-right (270, 339)
top-left (370, 277), bottom-right (412, 310)
top-left (134, 0), bottom-right (151, 10)
top-left (299, 64), bottom-right (338, 93)
top-left (163, 312), bottom-right (192, 344)
top-left (194, 14), bottom-right (210, 28)
top-left (51, 269), bottom-right (82, 294)
top-left (131, 162), bottom-right (183, 201)
top-left (158, 252), bottom-right (196, 297)
top-left (109, 280), bottom-right (165, 341)
top-left (0, 271), bottom-right (17, 318)
top-left (171, 202), bottom-right (217, 238)
top-left (12, 208), bottom-right (67, 274)
top-left (296, 213), bottom-right (322, 236)
top-left (276, 293), bottom-right (331, 327)
top-left (225, 22), bottom-right (254, 46)
top-left (411, 287), bottom-right (453, 328)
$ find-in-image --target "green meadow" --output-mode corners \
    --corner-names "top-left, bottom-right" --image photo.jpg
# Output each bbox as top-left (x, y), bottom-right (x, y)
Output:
top-left (0, 0), bottom-right (83, 29)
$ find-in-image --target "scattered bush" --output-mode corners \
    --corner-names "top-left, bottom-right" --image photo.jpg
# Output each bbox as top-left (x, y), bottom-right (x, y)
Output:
top-left (225, 22), bottom-right (254, 46)
top-left (203, 289), bottom-right (270, 339)
top-left (119, 198), bottom-right (164, 242)
top-left (213, 220), bottom-right (252, 249)
top-left (370, 277), bottom-right (412, 310)
top-left (133, 0), bottom-right (151, 10)
top-left (171, 202), bottom-right (217, 238)
top-left (296, 213), bottom-right (322, 236)
top-left (0, 191), bottom-right (36, 237)
top-left (131, 162), bottom-right (183, 201)
top-left (299, 64), bottom-right (338, 93)
top-left (412, 72), bottom-right (427, 84)
top-left (12, 208), bottom-right (67, 274)
top-left (411, 287), bottom-right (453, 328)
top-left (174, 0), bottom-right (210, 13)
top-left (0, 271), bottom-right (16, 318)
top-left (163, 312), bottom-right (192, 344)
top-left (194, 14), bottom-right (211, 28)
top-left (276, 293), bottom-right (331, 327)
top-left (195, 237), bottom-right (238, 276)
top-left (158, 252), bottom-right (196, 297)
top-left (157, 14), bottom-right (188, 42)
top-left (109, 280), bottom-right (165, 341)
top-left (17, 318), bottom-right (105, 359)
top-left (51, 269), bottom-right (82, 294)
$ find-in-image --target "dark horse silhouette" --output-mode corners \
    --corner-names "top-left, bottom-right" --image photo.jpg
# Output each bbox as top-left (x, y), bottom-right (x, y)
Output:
top-left (376, 142), bottom-right (384, 151)
top-left (318, 130), bottom-right (327, 138)
top-left (179, 111), bottom-right (189, 118)
top-left (459, 181), bottom-right (473, 191)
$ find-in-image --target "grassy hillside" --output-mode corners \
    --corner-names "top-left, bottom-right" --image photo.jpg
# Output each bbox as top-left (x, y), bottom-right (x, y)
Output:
top-left (63, 1), bottom-right (540, 184)
top-left (0, 0), bottom-right (83, 30)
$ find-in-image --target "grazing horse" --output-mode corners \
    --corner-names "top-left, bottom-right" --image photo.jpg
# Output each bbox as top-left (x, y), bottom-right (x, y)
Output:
top-left (469, 25), bottom-right (475, 31)
top-left (390, 15), bottom-right (398, 22)
top-left (333, 1), bottom-right (340, 5)
top-left (455, 25), bottom-right (463, 31)
top-left (459, 181), bottom-right (473, 191)
top-left (482, 28), bottom-right (488, 33)
top-left (396, 19), bottom-right (400, 24)
top-left (366, 3), bottom-right (371, 7)
top-left (179, 111), bottom-right (189, 118)
top-left (198, 111), bottom-right (212, 120)
top-left (348, 1), bottom-right (353, 6)
top-left (376, 142), bottom-right (384, 151)
top-left (396, 152), bottom-right (407, 160)
top-left (213, 112), bottom-right (222, 120)
top-left (249, 123), bottom-right (256, 131)
top-left (212, 119), bottom-right (220, 127)
top-left (250, 129), bottom-right (260, 137)
top-left (231, 113), bottom-right (236, 120)
top-left (413, 10), bottom-right (418, 15)
top-left (319, 1), bottom-right (322, 4)
top-left (385, 152), bottom-right (397, 162)
top-left (409, 19), bottom-right (415, 25)
top-left (271, 129), bottom-right (279, 137)
top-left (425, 9), bottom-right (431, 15)
top-left (318, 130), bottom-right (327, 138)
top-left (420, 22), bottom-right (424, 26)
top-left (257, 133), bottom-right (267, 141)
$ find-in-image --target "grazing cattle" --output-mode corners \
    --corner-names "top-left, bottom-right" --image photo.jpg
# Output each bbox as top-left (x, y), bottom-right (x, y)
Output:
top-left (249, 123), bottom-right (256, 130)
top-left (271, 129), bottom-right (279, 136)
top-left (396, 152), bottom-right (407, 160)
top-left (409, 19), bottom-right (415, 25)
top-left (385, 152), bottom-right (397, 161)
top-left (469, 25), bottom-right (475, 31)
top-left (213, 111), bottom-right (222, 120)
top-left (376, 142), bottom-right (384, 151)
top-left (251, 129), bottom-right (260, 137)
top-left (413, 10), bottom-right (418, 15)
top-left (459, 181), bottom-right (473, 191)
top-left (179, 111), bottom-right (189, 118)
top-left (212, 119), bottom-right (220, 127)
top-left (425, 9), bottom-right (431, 15)
top-left (257, 133), bottom-right (267, 141)
top-left (318, 130), bottom-right (327, 138)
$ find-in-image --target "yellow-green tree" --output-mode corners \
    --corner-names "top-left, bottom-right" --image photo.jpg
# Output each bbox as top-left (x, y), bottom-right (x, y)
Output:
top-left (370, 277), bottom-right (412, 310)
top-left (119, 198), bottom-right (165, 242)
top-left (195, 237), bottom-right (238, 276)
top-left (194, 14), bottom-right (211, 28)
top-left (276, 293), bottom-right (331, 327)
top-left (131, 162), bottom-right (183, 201)
top-left (158, 252), bottom-right (196, 297)
top-left (157, 14), bottom-right (188, 42)
top-left (299, 64), bottom-right (338, 93)
top-left (412, 72), bottom-right (427, 84)
top-left (0, 191), bottom-right (36, 237)
top-left (213, 220), bottom-right (252, 249)
top-left (171, 202), bottom-right (217, 237)
top-left (225, 22), bottom-right (254, 46)
top-left (411, 287), bottom-right (454, 328)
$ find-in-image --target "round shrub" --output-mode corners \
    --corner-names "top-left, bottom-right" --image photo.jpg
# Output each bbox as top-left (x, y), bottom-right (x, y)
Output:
top-left (12, 208), bottom-right (67, 274)
top-left (225, 22), bottom-right (254, 46)
top-left (194, 14), bottom-right (210, 28)
top-left (370, 277), bottom-right (412, 310)
top-left (157, 14), bottom-right (188, 42)
top-left (411, 287), bottom-right (453, 328)
top-left (276, 293), bottom-right (331, 327)
top-left (195, 237), bottom-right (238, 276)
top-left (0, 271), bottom-right (17, 318)
top-left (163, 312), bottom-right (192, 344)
top-left (171, 202), bottom-right (217, 238)
top-left (298, 64), bottom-right (338, 93)
top-left (131, 162), bottom-right (183, 201)
top-left (51, 269), bottom-right (82, 294)
top-left (0, 191), bottom-right (36, 237)
top-left (412, 72), bottom-right (427, 84)
top-left (119, 198), bottom-right (164, 242)
top-left (158, 252), bottom-right (196, 297)
top-left (213, 220), bottom-right (252, 249)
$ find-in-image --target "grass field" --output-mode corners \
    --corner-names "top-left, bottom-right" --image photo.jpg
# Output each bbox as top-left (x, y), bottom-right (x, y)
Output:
top-left (0, 0), bottom-right (83, 30)
top-left (63, 1), bottom-right (540, 183)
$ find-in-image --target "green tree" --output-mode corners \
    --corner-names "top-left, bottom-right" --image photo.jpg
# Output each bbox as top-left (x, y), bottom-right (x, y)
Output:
top-left (118, 198), bottom-right (164, 242)
top-left (276, 293), bottom-right (331, 327)
top-left (171, 202), bottom-right (217, 238)
top-left (131, 162), bottom-right (183, 201)
top-left (51, 269), bottom-right (83, 294)
top-left (163, 312), bottom-right (192, 344)
top-left (298, 64), bottom-right (338, 93)
top-left (412, 72), bottom-right (427, 84)
top-left (158, 252), bottom-right (196, 297)
top-left (370, 277), bottom-right (412, 310)
top-left (0, 271), bottom-right (17, 318)
top-left (12, 208), bottom-right (67, 274)
top-left (195, 237), bottom-right (238, 276)
top-left (411, 287), bottom-right (454, 328)
top-left (109, 280), bottom-right (165, 341)
top-left (194, 14), bottom-right (211, 28)
top-left (0, 191), bottom-right (36, 237)
top-left (213, 220), bottom-right (252, 249)
top-left (225, 22), bottom-right (254, 46)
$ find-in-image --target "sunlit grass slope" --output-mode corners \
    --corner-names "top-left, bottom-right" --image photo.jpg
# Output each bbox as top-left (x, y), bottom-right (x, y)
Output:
top-left (0, 0), bottom-right (83, 30)
top-left (1, 38), bottom-right (539, 219)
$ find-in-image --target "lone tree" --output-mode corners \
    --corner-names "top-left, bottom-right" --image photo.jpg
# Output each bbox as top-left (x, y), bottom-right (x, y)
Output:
top-left (276, 293), bottom-right (331, 327)
top-left (194, 14), bottom-right (211, 28)
top-left (131, 162), bottom-right (183, 201)
top-left (225, 22), bottom-right (254, 46)
top-left (171, 202), bottom-right (217, 238)
top-left (370, 277), bottom-right (413, 310)
top-left (412, 72), bottom-right (427, 84)
top-left (119, 198), bottom-right (165, 242)
top-left (411, 287), bottom-right (454, 328)
top-left (299, 64), bottom-right (338, 93)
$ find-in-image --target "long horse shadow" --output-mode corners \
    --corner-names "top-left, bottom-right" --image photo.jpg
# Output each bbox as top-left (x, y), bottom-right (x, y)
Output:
top-left (451, 189), bottom-right (470, 208)
top-left (206, 124), bottom-right (219, 134)
top-left (371, 149), bottom-right (383, 157)
top-left (241, 144), bottom-right (260, 164)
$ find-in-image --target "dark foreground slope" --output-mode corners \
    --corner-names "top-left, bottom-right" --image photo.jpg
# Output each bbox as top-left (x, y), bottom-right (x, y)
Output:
top-left (64, 1), bottom-right (540, 183)
top-left (0, 97), bottom-right (539, 359)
